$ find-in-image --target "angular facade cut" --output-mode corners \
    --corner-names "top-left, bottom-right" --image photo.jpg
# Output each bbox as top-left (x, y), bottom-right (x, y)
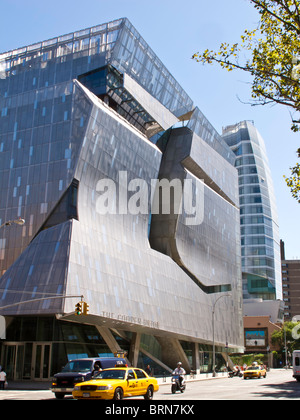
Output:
top-left (222, 121), bottom-right (282, 302)
top-left (0, 18), bottom-right (243, 380)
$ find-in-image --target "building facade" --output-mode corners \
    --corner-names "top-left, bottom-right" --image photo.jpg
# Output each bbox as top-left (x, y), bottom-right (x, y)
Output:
top-left (222, 121), bottom-right (282, 302)
top-left (281, 240), bottom-right (300, 320)
top-left (243, 316), bottom-right (281, 367)
top-left (0, 18), bottom-right (243, 380)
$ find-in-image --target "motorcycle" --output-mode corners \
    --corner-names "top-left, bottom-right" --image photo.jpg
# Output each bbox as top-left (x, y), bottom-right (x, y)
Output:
top-left (228, 369), bottom-right (243, 378)
top-left (171, 374), bottom-right (186, 394)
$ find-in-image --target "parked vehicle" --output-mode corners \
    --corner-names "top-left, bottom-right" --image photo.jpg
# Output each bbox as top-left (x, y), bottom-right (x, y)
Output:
top-left (51, 357), bottom-right (127, 399)
top-left (171, 374), bottom-right (186, 394)
top-left (293, 350), bottom-right (300, 382)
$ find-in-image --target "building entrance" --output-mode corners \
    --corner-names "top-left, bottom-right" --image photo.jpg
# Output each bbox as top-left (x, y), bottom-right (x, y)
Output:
top-left (2, 342), bottom-right (52, 381)
top-left (2, 343), bottom-right (24, 380)
top-left (32, 343), bottom-right (52, 380)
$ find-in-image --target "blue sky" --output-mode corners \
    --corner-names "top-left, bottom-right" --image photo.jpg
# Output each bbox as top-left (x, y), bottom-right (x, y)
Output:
top-left (0, 0), bottom-right (299, 259)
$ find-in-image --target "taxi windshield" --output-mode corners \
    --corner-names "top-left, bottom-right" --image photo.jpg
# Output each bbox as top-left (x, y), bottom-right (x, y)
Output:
top-left (248, 366), bottom-right (260, 370)
top-left (94, 370), bottom-right (126, 380)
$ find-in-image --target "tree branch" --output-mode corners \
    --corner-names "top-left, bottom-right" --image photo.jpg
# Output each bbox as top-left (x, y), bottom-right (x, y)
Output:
top-left (250, 0), bottom-right (300, 33)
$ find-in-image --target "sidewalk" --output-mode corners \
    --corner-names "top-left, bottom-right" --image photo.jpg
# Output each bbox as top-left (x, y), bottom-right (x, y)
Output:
top-left (157, 371), bottom-right (228, 386)
top-left (6, 381), bottom-right (52, 390)
top-left (6, 371), bottom-right (229, 391)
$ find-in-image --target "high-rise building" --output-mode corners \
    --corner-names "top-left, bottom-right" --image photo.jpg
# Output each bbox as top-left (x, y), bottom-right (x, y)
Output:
top-left (0, 18), bottom-right (243, 381)
top-left (222, 121), bottom-right (282, 302)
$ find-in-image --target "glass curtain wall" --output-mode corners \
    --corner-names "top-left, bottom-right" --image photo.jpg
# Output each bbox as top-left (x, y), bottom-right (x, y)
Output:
top-left (222, 121), bottom-right (282, 300)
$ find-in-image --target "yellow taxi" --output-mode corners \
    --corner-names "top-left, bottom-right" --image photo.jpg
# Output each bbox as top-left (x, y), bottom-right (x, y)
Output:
top-left (72, 367), bottom-right (159, 400)
top-left (243, 364), bottom-right (267, 380)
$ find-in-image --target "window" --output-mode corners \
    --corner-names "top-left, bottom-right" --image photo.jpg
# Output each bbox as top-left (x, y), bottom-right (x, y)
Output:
top-left (127, 370), bottom-right (135, 380)
top-left (1, 107), bottom-right (7, 117)
top-left (134, 369), bottom-right (147, 379)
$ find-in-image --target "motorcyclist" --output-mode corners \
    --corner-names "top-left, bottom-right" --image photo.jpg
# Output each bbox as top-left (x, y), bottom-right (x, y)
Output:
top-left (172, 362), bottom-right (186, 387)
top-left (234, 365), bottom-right (241, 375)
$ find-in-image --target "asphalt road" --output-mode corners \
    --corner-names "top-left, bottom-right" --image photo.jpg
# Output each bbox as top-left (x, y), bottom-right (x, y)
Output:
top-left (158, 369), bottom-right (300, 400)
top-left (0, 369), bottom-right (298, 401)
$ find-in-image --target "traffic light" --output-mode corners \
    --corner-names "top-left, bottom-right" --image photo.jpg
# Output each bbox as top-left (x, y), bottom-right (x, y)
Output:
top-left (75, 302), bottom-right (82, 315)
top-left (82, 302), bottom-right (89, 315)
top-left (75, 301), bottom-right (89, 315)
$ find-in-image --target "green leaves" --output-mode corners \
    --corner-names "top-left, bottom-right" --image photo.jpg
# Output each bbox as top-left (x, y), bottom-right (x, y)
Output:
top-left (271, 322), bottom-right (300, 353)
top-left (284, 163), bottom-right (300, 202)
top-left (192, 0), bottom-right (300, 119)
top-left (192, 0), bottom-right (300, 203)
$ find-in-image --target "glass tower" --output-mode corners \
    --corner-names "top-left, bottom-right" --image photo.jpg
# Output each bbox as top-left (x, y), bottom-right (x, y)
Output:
top-left (222, 121), bottom-right (282, 301)
top-left (0, 18), bottom-right (244, 379)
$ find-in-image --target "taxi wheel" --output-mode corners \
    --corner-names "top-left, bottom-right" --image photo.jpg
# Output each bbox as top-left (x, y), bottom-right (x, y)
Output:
top-left (113, 387), bottom-right (124, 400)
top-left (144, 385), bottom-right (154, 400)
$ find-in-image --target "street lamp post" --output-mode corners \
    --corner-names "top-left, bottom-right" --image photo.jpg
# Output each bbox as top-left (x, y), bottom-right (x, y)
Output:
top-left (0, 218), bottom-right (25, 230)
top-left (212, 293), bottom-right (231, 377)
top-left (283, 320), bottom-right (288, 369)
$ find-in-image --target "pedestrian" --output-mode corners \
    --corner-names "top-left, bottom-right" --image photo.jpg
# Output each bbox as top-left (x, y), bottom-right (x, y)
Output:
top-left (0, 367), bottom-right (6, 390)
top-left (145, 365), bottom-right (152, 376)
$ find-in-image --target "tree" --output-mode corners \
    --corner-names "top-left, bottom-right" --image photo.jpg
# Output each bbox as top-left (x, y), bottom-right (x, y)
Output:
top-left (271, 321), bottom-right (300, 353)
top-left (284, 148), bottom-right (300, 202)
top-left (192, 0), bottom-right (300, 202)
